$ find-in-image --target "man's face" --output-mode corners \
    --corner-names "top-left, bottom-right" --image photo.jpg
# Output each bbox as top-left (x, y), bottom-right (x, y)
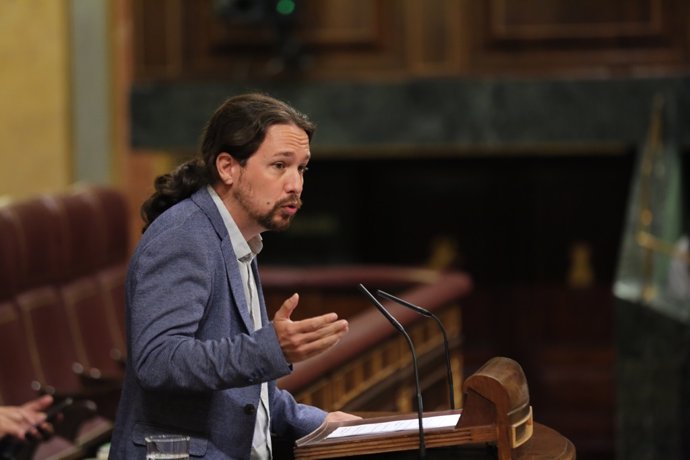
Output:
top-left (230, 123), bottom-right (310, 236)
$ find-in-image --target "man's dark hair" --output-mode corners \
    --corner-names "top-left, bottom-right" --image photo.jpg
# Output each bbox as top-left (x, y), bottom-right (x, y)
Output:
top-left (140, 93), bottom-right (315, 231)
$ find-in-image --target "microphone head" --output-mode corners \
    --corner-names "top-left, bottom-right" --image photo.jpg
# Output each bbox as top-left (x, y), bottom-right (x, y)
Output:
top-left (358, 284), bottom-right (405, 333)
top-left (376, 289), bottom-right (432, 317)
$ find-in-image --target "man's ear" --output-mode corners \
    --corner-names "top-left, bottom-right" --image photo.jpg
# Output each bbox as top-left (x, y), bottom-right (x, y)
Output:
top-left (216, 152), bottom-right (237, 185)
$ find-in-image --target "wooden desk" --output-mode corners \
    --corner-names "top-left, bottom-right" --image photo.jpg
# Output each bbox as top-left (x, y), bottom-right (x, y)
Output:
top-left (292, 357), bottom-right (576, 460)
top-left (514, 423), bottom-right (575, 459)
top-left (289, 422), bottom-right (574, 460)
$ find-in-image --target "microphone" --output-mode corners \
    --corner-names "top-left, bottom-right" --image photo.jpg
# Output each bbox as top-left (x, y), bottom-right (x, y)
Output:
top-left (376, 289), bottom-right (456, 410)
top-left (357, 284), bottom-right (426, 459)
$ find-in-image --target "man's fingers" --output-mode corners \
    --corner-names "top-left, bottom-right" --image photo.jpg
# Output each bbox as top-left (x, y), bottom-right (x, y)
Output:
top-left (273, 293), bottom-right (299, 321)
top-left (293, 312), bottom-right (340, 332)
top-left (280, 318), bottom-right (349, 363)
top-left (289, 327), bottom-right (347, 362)
top-left (280, 316), bottom-right (346, 348)
top-left (299, 318), bottom-right (348, 341)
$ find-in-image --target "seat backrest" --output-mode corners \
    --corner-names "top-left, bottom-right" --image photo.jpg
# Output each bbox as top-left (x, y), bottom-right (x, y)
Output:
top-left (15, 286), bottom-right (85, 394)
top-left (88, 185), bottom-right (130, 354)
top-left (61, 276), bottom-right (125, 378)
top-left (0, 207), bottom-right (23, 300)
top-left (9, 196), bottom-right (68, 291)
top-left (55, 189), bottom-right (109, 279)
top-left (88, 185), bottom-right (130, 266)
top-left (54, 187), bottom-right (127, 375)
top-left (0, 300), bottom-right (42, 405)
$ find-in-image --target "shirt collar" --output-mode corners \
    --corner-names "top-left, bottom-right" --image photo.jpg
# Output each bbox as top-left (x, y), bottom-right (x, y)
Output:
top-left (207, 185), bottom-right (263, 263)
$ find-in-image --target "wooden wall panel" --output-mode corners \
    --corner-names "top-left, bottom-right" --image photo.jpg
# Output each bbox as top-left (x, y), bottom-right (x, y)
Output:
top-left (467, 0), bottom-right (690, 76)
top-left (133, 0), bottom-right (183, 79)
top-left (490, 0), bottom-right (663, 40)
top-left (290, 0), bottom-right (407, 78)
top-left (132, 0), bottom-right (690, 81)
top-left (135, 0), bottom-right (407, 81)
top-left (404, 0), bottom-right (468, 76)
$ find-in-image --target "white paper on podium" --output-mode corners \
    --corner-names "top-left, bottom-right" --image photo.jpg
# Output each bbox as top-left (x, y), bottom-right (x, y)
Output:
top-left (326, 414), bottom-right (461, 439)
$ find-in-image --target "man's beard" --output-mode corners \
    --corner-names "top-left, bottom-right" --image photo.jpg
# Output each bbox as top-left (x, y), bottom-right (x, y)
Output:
top-left (233, 183), bottom-right (302, 232)
top-left (257, 196), bottom-right (302, 232)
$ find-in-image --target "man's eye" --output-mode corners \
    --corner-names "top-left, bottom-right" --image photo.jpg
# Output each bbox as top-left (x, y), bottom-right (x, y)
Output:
top-left (299, 166), bottom-right (309, 174)
top-left (273, 162), bottom-right (285, 169)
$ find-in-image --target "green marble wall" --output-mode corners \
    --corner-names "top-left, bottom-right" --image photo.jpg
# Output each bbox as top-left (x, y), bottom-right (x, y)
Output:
top-left (130, 77), bottom-right (690, 150)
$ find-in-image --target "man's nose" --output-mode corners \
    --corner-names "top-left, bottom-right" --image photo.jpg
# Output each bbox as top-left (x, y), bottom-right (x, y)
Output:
top-left (285, 169), bottom-right (303, 194)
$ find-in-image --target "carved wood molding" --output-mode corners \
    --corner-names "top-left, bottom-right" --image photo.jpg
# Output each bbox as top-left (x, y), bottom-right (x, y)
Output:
top-left (469, 0), bottom-right (690, 75)
top-left (131, 0), bottom-right (690, 82)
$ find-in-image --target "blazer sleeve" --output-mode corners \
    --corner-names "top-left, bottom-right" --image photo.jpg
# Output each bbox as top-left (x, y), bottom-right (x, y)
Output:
top-left (269, 384), bottom-right (327, 439)
top-left (127, 219), bottom-right (292, 391)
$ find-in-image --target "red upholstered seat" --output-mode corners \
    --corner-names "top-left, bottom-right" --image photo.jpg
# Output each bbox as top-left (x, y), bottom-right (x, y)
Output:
top-left (0, 300), bottom-right (39, 405)
top-left (61, 275), bottom-right (126, 380)
top-left (7, 196), bottom-right (68, 291)
top-left (15, 286), bottom-right (86, 395)
top-left (1, 296), bottom-right (113, 458)
top-left (55, 187), bottom-right (127, 378)
top-left (88, 185), bottom-right (130, 267)
top-left (0, 207), bottom-right (22, 300)
top-left (88, 185), bottom-right (130, 360)
top-left (55, 189), bottom-right (109, 279)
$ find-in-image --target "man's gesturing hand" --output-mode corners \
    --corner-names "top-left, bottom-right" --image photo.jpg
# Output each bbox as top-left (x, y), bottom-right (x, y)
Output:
top-left (273, 293), bottom-right (349, 363)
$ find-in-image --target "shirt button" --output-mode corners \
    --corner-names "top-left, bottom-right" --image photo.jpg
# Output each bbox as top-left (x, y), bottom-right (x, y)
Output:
top-left (244, 404), bottom-right (256, 415)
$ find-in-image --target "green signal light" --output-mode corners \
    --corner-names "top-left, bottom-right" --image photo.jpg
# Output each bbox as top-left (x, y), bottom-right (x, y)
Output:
top-left (276, 0), bottom-right (295, 15)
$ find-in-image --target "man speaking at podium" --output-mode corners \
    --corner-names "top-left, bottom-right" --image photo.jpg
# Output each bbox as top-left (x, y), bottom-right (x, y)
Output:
top-left (109, 93), bottom-right (359, 459)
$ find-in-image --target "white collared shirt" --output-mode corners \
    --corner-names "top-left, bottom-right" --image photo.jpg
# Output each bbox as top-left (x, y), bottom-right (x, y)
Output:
top-left (208, 186), bottom-right (272, 460)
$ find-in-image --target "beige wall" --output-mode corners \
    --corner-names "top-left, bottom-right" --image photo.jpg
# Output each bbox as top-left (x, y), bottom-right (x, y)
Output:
top-left (0, 0), bottom-right (71, 200)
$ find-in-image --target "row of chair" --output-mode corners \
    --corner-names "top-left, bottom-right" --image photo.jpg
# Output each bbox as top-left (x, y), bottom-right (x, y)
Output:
top-left (0, 185), bottom-right (131, 459)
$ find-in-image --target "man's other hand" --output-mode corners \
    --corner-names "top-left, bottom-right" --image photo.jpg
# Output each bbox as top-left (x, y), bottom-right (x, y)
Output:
top-left (273, 293), bottom-right (349, 363)
top-left (325, 411), bottom-right (362, 423)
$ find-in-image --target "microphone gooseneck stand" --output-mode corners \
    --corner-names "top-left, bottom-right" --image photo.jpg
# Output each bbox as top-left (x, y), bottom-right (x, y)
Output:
top-left (376, 289), bottom-right (456, 410)
top-left (358, 284), bottom-right (426, 460)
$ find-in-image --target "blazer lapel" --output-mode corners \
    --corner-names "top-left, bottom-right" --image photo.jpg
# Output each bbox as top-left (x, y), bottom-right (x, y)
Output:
top-left (253, 261), bottom-right (270, 325)
top-left (222, 242), bottom-right (254, 332)
top-left (192, 188), bottom-right (254, 332)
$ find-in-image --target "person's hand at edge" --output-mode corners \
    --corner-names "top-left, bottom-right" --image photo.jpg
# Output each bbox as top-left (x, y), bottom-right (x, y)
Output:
top-left (0, 394), bottom-right (53, 441)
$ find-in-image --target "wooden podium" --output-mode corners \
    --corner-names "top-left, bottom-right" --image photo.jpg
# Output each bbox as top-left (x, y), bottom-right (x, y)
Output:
top-left (293, 357), bottom-right (575, 459)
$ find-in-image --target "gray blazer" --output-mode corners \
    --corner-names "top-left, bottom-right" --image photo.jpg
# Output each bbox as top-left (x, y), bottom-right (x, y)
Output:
top-left (108, 188), bottom-right (325, 459)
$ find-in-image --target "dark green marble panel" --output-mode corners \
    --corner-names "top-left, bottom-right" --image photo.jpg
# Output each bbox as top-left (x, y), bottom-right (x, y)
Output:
top-left (130, 77), bottom-right (690, 150)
